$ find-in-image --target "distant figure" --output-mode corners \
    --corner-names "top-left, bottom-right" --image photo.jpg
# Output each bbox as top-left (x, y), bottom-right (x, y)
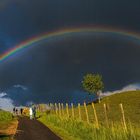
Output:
top-left (16, 109), bottom-right (18, 115)
top-left (33, 106), bottom-right (36, 119)
top-left (13, 107), bottom-right (16, 115)
top-left (20, 108), bottom-right (23, 115)
top-left (29, 107), bottom-right (33, 120)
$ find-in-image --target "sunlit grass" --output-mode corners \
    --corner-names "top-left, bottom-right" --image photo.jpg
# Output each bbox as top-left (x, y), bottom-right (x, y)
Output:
top-left (0, 111), bottom-right (13, 121)
top-left (0, 111), bottom-right (13, 130)
top-left (0, 111), bottom-right (15, 140)
top-left (38, 91), bottom-right (140, 140)
top-left (39, 114), bottom-right (140, 140)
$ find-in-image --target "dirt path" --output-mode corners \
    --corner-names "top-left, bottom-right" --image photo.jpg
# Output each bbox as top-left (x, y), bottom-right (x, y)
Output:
top-left (15, 117), bottom-right (62, 140)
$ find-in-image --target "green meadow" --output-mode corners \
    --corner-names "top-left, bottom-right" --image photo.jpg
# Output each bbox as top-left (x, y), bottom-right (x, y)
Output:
top-left (38, 91), bottom-right (140, 140)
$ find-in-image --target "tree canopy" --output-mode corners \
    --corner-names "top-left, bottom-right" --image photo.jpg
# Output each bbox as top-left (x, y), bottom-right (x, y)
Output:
top-left (82, 73), bottom-right (104, 95)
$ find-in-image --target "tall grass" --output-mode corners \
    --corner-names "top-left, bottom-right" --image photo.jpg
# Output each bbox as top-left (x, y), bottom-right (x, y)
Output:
top-left (38, 91), bottom-right (140, 140)
top-left (39, 114), bottom-right (140, 140)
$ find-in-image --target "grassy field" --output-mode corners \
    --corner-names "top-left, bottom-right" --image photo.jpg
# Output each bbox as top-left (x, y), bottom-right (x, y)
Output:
top-left (38, 91), bottom-right (140, 140)
top-left (73, 90), bottom-right (140, 128)
top-left (0, 111), bottom-right (13, 130)
top-left (0, 110), bottom-right (17, 140)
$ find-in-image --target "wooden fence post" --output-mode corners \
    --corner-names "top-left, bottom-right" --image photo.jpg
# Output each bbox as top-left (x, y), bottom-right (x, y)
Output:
top-left (119, 103), bottom-right (127, 131)
top-left (55, 103), bottom-right (58, 115)
top-left (58, 103), bottom-right (61, 118)
top-left (78, 103), bottom-right (81, 121)
top-left (61, 103), bottom-right (64, 116)
top-left (103, 104), bottom-right (109, 128)
top-left (84, 102), bottom-right (89, 124)
top-left (92, 102), bottom-right (99, 128)
top-left (49, 103), bottom-right (52, 113)
top-left (66, 103), bottom-right (69, 118)
top-left (71, 103), bottom-right (74, 119)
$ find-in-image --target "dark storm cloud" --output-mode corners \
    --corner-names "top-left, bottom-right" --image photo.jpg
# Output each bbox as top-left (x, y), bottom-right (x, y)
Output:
top-left (0, 1), bottom-right (140, 105)
top-left (0, 0), bottom-right (24, 10)
top-left (0, 0), bottom-right (140, 47)
top-left (0, 33), bottom-right (140, 105)
top-left (0, 0), bottom-right (13, 9)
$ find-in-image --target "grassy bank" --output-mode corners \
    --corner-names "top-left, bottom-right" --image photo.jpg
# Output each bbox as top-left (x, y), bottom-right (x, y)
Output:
top-left (0, 111), bottom-right (13, 130)
top-left (0, 110), bottom-right (17, 140)
top-left (39, 114), bottom-right (140, 140)
top-left (38, 91), bottom-right (140, 140)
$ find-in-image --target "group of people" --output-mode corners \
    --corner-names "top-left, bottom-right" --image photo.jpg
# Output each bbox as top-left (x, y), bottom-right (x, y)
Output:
top-left (13, 107), bottom-right (23, 115)
top-left (13, 105), bottom-right (37, 120)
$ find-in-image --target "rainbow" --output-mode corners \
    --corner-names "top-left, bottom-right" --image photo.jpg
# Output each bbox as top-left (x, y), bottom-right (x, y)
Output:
top-left (1, 26), bottom-right (140, 62)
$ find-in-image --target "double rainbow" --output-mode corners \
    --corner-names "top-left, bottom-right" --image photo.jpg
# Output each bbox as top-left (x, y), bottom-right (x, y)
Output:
top-left (0, 26), bottom-right (140, 62)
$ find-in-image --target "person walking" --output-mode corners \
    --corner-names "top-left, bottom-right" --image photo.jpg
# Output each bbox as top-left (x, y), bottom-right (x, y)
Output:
top-left (29, 107), bottom-right (33, 120)
top-left (33, 106), bottom-right (36, 119)
top-left (16, 108), bottom-right (18, 115)
top-left (20, 108), bottom-right (23, 115)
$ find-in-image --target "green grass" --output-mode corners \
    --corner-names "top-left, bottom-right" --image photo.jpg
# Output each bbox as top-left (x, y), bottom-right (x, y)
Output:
top-left (0, 111), bottom-right (13, 122)
top-left (39, 114), bottom-right (78, 140)
top-left (71, 90), bottom-right (140, 128)
top-left (39, 114), bottom-right (140, 140)
top-left (38, 91), bottom-right (140, 140)
top-left (0, 111), bottom-right (13, 130)
top-left (0, 111), bottom-right (15, 140)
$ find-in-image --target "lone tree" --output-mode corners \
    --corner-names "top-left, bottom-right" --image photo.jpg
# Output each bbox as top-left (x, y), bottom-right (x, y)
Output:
top-left (82, 73), bottom-right (104, 103)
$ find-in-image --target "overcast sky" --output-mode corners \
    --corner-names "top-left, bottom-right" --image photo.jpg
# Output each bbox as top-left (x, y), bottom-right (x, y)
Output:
top-left (0, 0), bottom-right (140, 105)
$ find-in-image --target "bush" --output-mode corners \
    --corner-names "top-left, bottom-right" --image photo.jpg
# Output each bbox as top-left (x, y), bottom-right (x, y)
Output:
top-left (0, 111), bottom-right (13, 122)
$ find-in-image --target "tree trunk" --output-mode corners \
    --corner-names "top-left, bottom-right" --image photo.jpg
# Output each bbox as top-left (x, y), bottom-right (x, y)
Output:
top-left (97, 91), bottom-right (101, 103)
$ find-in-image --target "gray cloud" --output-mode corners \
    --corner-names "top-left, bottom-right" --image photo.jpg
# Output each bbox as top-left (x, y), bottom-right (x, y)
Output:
top-left (0, 92), bottom-right (14, 111)
top-left (13, 85), bottom-right (28, 91)
top-left (103, 83), bottom-right (140, 96)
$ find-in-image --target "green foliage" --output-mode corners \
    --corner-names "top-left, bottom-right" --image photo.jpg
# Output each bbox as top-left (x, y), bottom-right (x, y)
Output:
top-left (82, 73), bottom-right (104, 95)
top-left (0, 111), bottom-right (14, 130)
top-left (0, 111), bottom-right (13, 122)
